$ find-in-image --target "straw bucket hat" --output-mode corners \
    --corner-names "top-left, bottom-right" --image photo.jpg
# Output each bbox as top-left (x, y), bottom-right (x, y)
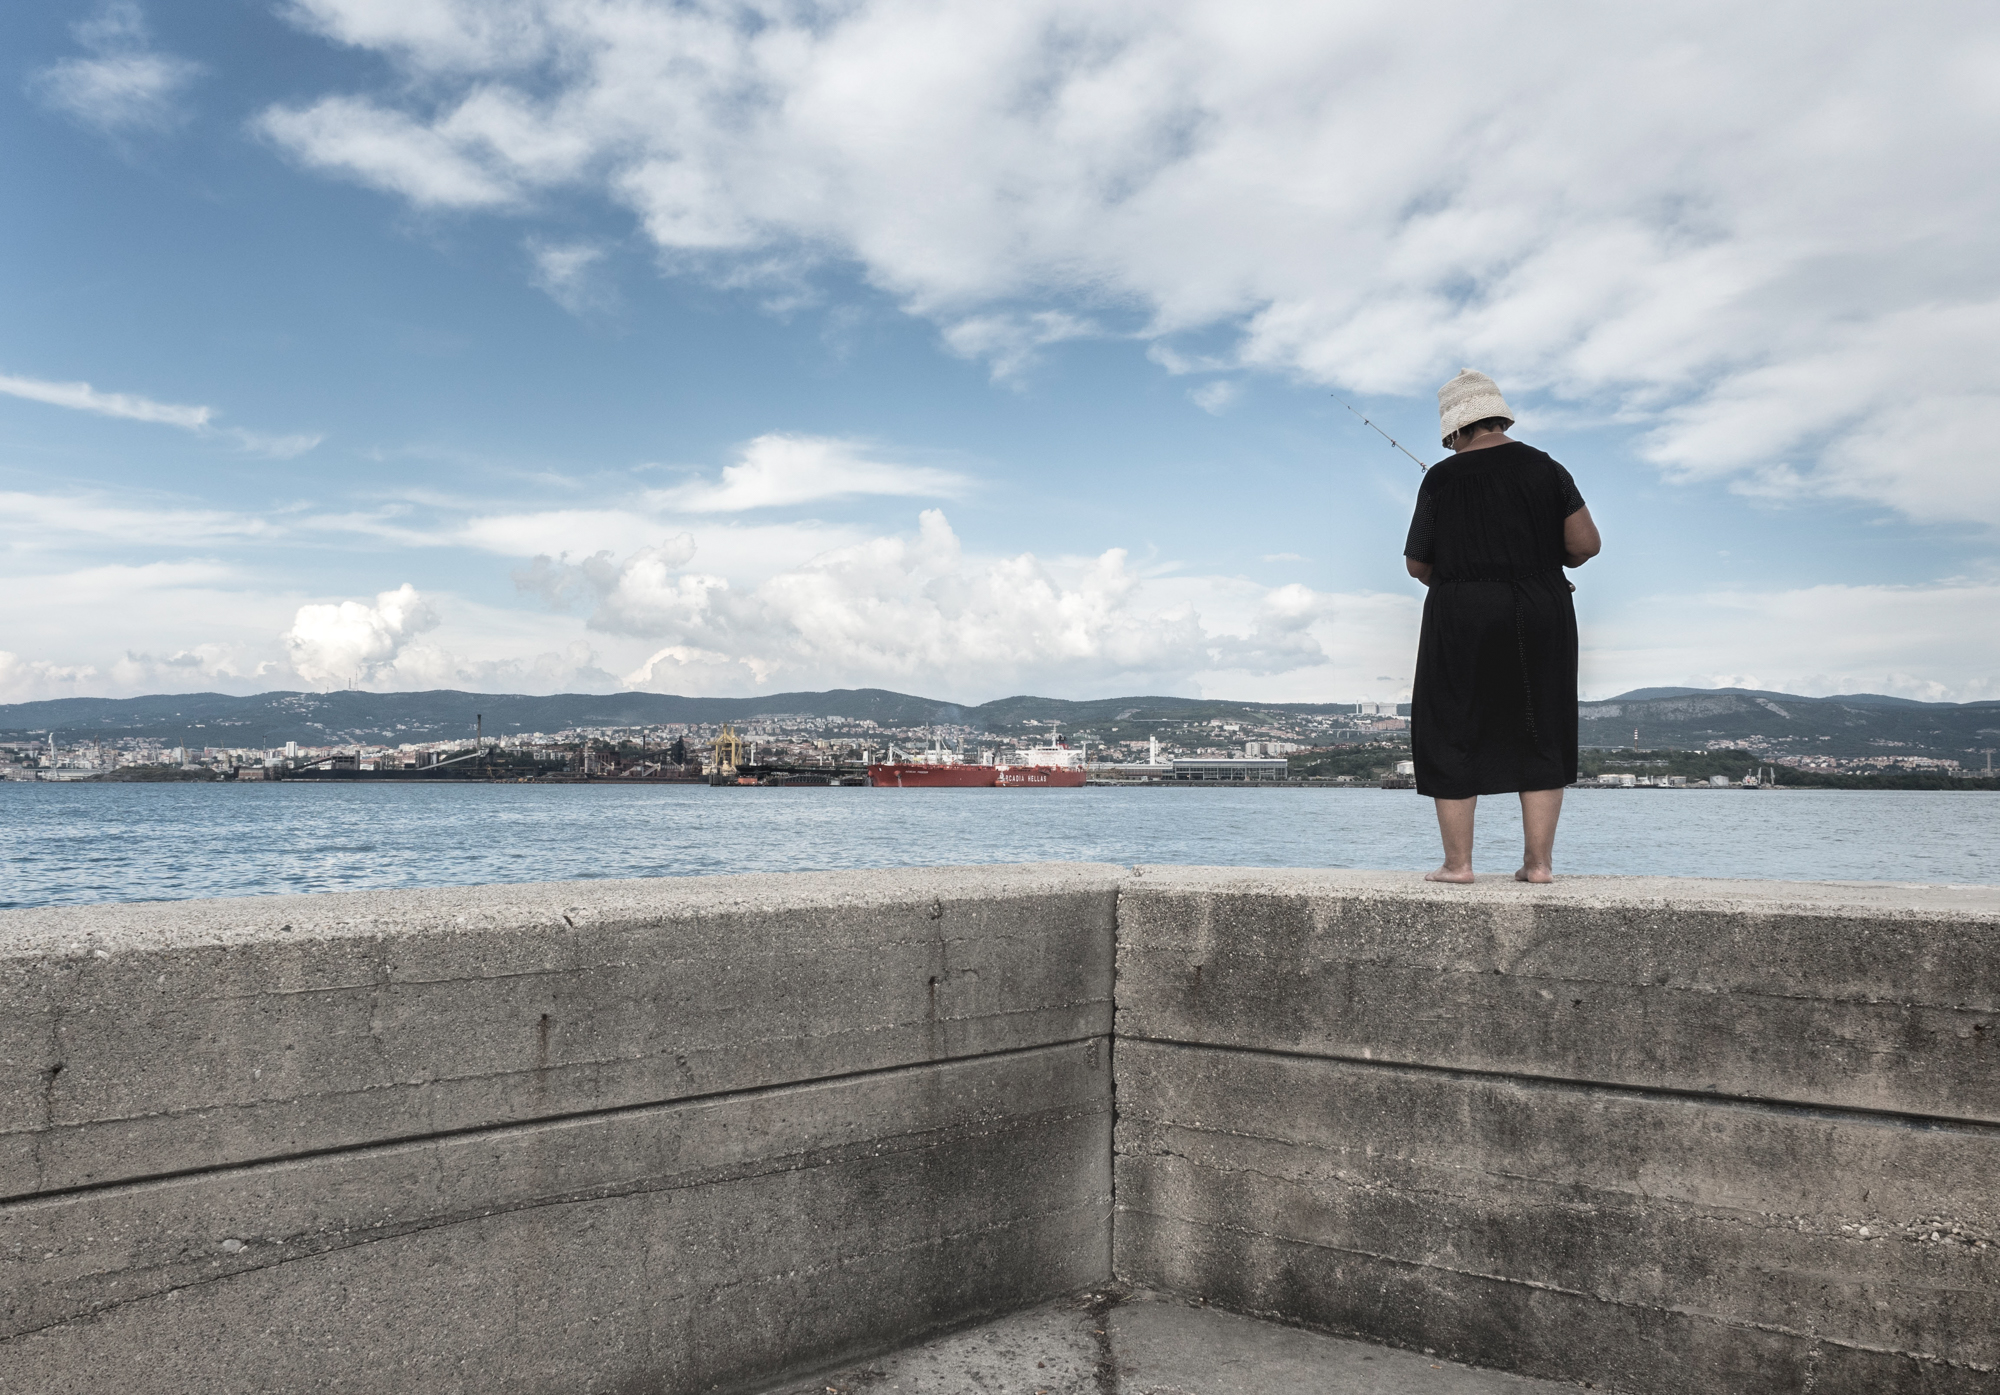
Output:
top-left (1437, 368), bottom-right (1514, 445)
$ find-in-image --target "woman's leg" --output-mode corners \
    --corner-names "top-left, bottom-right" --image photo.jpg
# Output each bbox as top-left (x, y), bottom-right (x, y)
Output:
top-left (1427, 796), bottom-right (1477, 882)
top-left (1516, 787), bottom-right (1564, 882)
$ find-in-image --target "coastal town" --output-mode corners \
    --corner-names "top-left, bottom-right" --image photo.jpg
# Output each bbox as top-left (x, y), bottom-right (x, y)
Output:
top-left (4, 697), bottom-right (1990, 788)
top-left (0, 706), bottom-right (1407, 784)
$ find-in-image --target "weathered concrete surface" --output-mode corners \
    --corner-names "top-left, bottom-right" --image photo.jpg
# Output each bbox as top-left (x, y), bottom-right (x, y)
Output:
top-left (1117, 1042), bottom-right (1997, 1393)
top-left (0, 1041), bottom-right (1111, 1395)
top-left (762, 1288), bottom-right (1575, 1393)
top-left (1114, 870), bottom-right (2000, 1394)
top-left (8, 865), bottom-right (1999, 1395)
top-left (1117, 868), bottom-right (2000, 1120)
top-left (0, 863), bottom-right (1119, 1196)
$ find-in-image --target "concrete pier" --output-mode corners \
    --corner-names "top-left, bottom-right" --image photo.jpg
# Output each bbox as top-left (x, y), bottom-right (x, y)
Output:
top-left (1, 867), bottom-right (1993, 1393)
top-left (1113, 871), bottom-right (2000, 1394)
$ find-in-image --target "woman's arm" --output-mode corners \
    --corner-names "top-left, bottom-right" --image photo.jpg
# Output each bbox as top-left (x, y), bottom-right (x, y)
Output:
top-left (1406, 557), bottom-right (1433, 586)
top-left (1564, 506), bottom-right (1601, 568)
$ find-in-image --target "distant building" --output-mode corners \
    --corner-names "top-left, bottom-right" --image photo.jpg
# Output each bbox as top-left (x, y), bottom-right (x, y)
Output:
top-left (1171, 758), bottom-right (1289, 782)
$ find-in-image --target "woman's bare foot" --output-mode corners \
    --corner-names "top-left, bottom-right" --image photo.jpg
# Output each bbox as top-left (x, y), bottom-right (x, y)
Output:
top-left (1427, 866), bottom-right (1476, 883)
top-left (1514, 864), bottom-right (1554, 883)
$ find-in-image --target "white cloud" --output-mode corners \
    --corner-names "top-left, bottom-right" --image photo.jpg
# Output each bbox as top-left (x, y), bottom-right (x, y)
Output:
top-left (1189, 380), bottom-right (1238, 415)
top-left (9, 497), bottom-right (1994, 703)
top-left (316, 436), bottom-right (962, 564)
top-left (1641, 300), bottom-right (2000, 526)
top-left (609, 509), bottom-right (1209, 692)
top-left (225, 428), bottom-right (325, 459)
top-left (650, 433), bottom-right (969, 513)
top-left (940, 312), bottom-right (1099, 382)
top-left (257, 0), bottom-right (2000, 523)
top-left (446, 513), bottom-right (867, 590)
top-left (0, 560), bottom-right (297, 700)
top-left (1579, 580), bottom-right (2000, 703)
top-left (541, 507), bottom-right (1404, 697)
top-left (0, 559), bottom-right (249, 613)
top-left (0, 552), bottom-right (643, 699)
top-left (0, 652), bottom-right (100, 704)
top-left (280, 0), bottom-right (553, 72)
top-left (519, 513), bottom-right (2000, 704)
top-left (0, 491), bottom-right (279, 551)
top-left (337, 637), bottom-right (622, 694)
top-left (0, 373), bottom-right (210, 429)
top-left (528, 239), bottom-right (610, 313)
top-left (255, 97), bottom-right (517, 208)
top-left (29, 3), bottom-right (203, 137)
top-left (0, 372), bottom-right (321, 456)
top-left (282, 583), bottom-right (440, 688)
top-left (274, 582), bottom-right (627, 693)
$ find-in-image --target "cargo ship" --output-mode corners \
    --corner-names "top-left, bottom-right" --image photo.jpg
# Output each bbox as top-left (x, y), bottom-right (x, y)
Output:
top-left (867, 729), bottom-right (1087, 788)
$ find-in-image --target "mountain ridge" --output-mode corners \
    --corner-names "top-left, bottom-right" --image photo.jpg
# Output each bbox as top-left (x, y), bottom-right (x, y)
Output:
top-left (4, 686), bottom-right (1994, 759)
top-left (1603, 686), bottom-right (1961, 708)
top-left (0, 687), bottom-right (1363, 747)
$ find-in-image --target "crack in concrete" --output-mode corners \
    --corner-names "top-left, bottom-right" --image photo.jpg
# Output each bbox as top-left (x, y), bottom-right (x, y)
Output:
top-left (2, 1196), bottom-right (1105, 1346)
top-left (0, 1037), bottom-right (1110, 1209)
top-left (0, 1005), bottom-right (1112, 1148)
top-left (1082, 1286), bottom-right (1126, 1394)
top-left (1117, 1034), bottom-right (2000, 1134)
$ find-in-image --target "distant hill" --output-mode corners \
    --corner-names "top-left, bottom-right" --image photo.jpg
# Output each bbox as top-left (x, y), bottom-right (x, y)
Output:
top-left (0, 688), bottom-right (1361, 748)
top-left (6, 685), bottom-right (1993, 760)
top-left (1584, 690), bottom-right (2000, 759)
top-left (0, 689), bottom-right (955, 747)
top-left (1606, 686), bottom-right (1951, 709)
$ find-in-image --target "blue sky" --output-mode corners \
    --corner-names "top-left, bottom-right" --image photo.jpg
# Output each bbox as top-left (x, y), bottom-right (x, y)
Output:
top-left (4, 0), bottom-right (1997, 704)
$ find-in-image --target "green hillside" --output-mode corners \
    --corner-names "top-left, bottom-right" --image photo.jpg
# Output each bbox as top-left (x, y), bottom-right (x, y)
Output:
top-left (4, 684), bottom-right (1994, 763)
top-left (1580, 690), bottom-right (2000, 760)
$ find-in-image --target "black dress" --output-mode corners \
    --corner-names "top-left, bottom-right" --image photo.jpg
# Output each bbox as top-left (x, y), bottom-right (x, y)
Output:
top-left (1403, 442), bottom-right (1584, 799)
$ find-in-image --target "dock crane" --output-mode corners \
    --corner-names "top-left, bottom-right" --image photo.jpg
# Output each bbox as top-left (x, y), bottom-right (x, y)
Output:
top-left (709, 724), bottom-right (744, 786)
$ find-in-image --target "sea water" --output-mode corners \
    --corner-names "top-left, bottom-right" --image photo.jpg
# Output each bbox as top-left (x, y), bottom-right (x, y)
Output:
top-left (3, 782), bottom-right (1994, 908)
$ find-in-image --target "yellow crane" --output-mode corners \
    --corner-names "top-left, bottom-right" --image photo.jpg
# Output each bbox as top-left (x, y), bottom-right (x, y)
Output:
top-left (711, 724), bottom-right (743, 777)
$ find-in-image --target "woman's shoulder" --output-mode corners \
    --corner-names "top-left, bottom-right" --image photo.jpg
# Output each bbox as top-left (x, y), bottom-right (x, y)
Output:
top-left (1433, 440), bottom-right (1553, 472)
top-left (1498, 441), bottom-right (1573, 476)
top-left (1427, 441), bottom-right (1571, 486)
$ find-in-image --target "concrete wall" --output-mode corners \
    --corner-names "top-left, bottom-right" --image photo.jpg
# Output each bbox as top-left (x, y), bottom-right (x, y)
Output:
top-left (0, 865), bottom-right (1119, 1394)
top-left (5, 865), bottom-right (1996, 1394)
top-left (1114, 869), bottom-right (2000, 1395)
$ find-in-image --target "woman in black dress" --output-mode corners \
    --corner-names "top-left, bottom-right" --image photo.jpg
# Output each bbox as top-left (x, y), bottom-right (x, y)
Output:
top-left (1403, 369), bottom-right (1601, 883)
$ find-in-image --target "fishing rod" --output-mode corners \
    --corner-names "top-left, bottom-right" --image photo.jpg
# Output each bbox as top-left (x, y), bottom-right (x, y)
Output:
top-left (1332, 395), bottom-right (1429, 472)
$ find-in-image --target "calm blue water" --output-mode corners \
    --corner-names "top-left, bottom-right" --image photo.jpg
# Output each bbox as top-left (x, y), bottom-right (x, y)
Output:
top-left (2, 782), bottom-right (1994, 908)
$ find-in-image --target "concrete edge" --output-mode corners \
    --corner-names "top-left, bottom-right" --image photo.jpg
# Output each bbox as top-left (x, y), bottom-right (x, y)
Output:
top-left (1122, 865), bottom-right (2000, 916)
top-left (0, 862), bottom-right (1130, 954)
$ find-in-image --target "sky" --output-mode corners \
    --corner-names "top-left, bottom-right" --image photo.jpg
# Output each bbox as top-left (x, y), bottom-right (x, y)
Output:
top-left (3, 0), bottom-right (1998, 707)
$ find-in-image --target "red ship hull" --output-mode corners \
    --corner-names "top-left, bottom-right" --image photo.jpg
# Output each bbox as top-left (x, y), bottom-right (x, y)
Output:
top-left (867, 763), bottom-right (998, 787)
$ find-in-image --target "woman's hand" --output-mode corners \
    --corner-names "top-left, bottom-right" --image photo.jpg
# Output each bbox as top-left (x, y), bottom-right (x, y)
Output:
top-left (1563, 506), bottom-right (1601, 568)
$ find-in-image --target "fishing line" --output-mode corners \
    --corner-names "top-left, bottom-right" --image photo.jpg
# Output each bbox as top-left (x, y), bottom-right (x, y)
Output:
top-left (1332, 395), bottom-right (1429, 472)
